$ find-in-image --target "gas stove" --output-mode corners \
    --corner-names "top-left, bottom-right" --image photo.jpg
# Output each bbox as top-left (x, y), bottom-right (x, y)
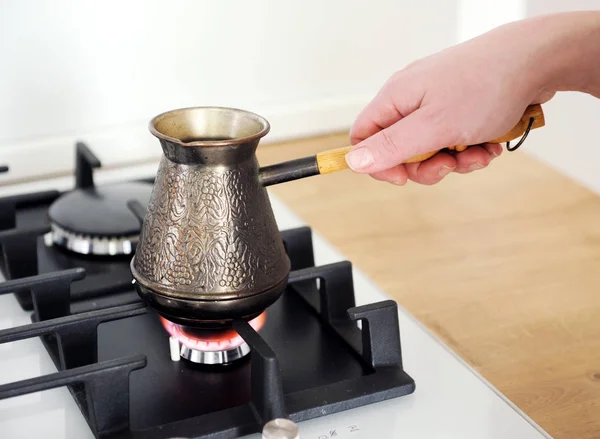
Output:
top-left (0, 142), bottom-right (553, 439)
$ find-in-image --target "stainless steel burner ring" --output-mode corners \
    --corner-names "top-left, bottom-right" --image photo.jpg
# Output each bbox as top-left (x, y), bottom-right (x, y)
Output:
top-left (48, 223), bottom-right (138, 256)
top-left (180, 343), bottom-right (250, 365)
top-left (169, 336), bottom-right (251, 365)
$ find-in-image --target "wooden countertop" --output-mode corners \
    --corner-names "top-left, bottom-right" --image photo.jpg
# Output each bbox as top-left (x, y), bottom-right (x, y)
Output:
top-left (257, 133), bottom-right (600, 439)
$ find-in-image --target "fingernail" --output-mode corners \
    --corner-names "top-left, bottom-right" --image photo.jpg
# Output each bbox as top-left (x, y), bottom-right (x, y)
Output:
top-left (468, 163), bottom-right (485, 171)
top-left (438, 165), bottom-right (454, 177)
top-left (345, 147), bottom-right (374, 171)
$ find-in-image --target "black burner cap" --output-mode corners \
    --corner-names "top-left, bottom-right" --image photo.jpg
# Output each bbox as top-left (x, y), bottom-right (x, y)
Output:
top-left (48, 181), bottom-right (153, 237)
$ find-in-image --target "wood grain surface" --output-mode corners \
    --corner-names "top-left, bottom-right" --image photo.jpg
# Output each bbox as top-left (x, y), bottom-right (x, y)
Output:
top-left (256, 132), bottom-right (600, 439)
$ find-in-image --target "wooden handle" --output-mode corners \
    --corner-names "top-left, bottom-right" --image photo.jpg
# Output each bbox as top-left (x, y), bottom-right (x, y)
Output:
top-left (316, 104), bottom-right (545, 174)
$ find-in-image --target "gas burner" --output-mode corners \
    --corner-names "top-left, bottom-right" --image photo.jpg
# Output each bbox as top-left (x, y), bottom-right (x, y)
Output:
top-left (47, 181), bottom-right (152, 256)
top-left (161, 312), bottom-right (267, 365)
top-left (46, 142), bottom-right (153, 256)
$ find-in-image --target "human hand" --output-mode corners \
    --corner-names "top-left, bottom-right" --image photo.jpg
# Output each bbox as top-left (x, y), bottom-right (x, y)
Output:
top-left (346, 18), bottom-right (556, 186)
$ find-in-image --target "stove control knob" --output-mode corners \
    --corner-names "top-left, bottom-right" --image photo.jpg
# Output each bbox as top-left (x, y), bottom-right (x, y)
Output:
top-left (262, 418), bottom-right (299, 439)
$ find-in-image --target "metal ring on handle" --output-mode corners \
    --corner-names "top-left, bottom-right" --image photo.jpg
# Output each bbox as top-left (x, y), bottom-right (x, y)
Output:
top-left (506, 117), bottom-right (534, 152)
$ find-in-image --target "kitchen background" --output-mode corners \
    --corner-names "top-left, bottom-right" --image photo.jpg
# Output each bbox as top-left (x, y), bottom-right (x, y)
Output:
top-left (1, 2), bottom-right (599, 439)
top-left (1, 0), bottom-right (598, 192)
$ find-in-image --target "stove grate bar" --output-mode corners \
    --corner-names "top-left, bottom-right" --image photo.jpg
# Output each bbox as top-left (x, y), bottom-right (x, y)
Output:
top-left (0, 196), bottom-right (15, 231)
top-left (0, 354), bottom-right (147, 437)
top-left (347, 300), bottom-right (404, 369)
top-left (288, 261), bottom-right (356, 324)
top-left (0, 226), bottom-right (49, 309)
top-left (0, 302), bottom-right (147, 370)
top-left (287, 261), bottom-right (365, 360)
top-left (0, 189), bottom-right (61, 231)
top-left (280, 227), bottom-right (315, 271)
top-left (0, 189), bottom-right (61, 210)
top-left (233, 319), bottom-right (287, 426)
top-left (0, 267), bottom-right (86, 322)
top-left (288, 262), bottom-right (406, 371)
top-left (75, 141), bottom-right (102, 189)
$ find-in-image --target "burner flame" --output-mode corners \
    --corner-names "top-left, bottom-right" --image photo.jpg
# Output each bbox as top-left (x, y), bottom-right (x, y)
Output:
top-left (160, 313), bottom-right (266, 352)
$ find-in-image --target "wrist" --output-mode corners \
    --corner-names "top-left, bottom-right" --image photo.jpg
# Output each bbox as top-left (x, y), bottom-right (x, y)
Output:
top-left (525, 11), bottom-right (600, 100)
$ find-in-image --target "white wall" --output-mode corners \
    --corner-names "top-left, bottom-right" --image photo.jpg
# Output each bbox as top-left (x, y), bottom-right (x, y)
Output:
top-left (457, 0), bottom-right (524, 42)
top-left (522, 0), bottom-right (600, 195)
top-left (0, 0), bottom-right (458, 184)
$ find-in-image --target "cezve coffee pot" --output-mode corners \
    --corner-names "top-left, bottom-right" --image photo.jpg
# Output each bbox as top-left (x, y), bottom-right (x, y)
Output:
top-left (131, 105), bottom-right (545, 327)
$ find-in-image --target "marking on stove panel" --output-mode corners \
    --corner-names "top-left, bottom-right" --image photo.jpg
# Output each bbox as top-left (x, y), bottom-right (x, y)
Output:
top-left (314, 425), bottom-right (359, 438)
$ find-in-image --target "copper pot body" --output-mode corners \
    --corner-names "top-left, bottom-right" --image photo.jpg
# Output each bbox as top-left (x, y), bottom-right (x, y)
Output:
top-left (130, 107), bottom-right (291, 327)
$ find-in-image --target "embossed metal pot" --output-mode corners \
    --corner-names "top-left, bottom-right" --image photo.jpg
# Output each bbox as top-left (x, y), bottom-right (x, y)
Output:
top-left (130, 107), bottom-right (303, 327)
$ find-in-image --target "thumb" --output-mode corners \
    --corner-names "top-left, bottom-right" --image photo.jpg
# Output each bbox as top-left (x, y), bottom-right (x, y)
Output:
top-left (345, 109), bottom-right (452, 174)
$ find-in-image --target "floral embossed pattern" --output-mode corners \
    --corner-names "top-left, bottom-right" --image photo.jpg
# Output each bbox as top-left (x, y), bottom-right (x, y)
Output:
top-left (133, 156), bottom-right (289, 298)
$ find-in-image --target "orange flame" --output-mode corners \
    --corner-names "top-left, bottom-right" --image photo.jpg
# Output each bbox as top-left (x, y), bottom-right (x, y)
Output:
top-left (160, 312), bottom-right (266, 352)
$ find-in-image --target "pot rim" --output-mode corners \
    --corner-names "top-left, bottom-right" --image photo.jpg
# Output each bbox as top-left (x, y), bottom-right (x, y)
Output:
top-left (148, 106), bottom-right (271, 148)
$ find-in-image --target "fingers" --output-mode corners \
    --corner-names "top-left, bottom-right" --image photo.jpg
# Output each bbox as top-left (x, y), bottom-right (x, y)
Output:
top-left (349, 71), bottom-right (424, 145)
top-left (346, 107), bottom-right (456, 175)
top-left (365, 143), bottom-right (502, 186)
top-left (404, 152), bottom-right (457, 185)
top-left (369, 165), bottom-right (409, 186)
top-left (453, 143), bottom-right (501, 173)
top-left (484, 142), bottom-right (503, 159)
top-left (349, 96), bottom-right (403, 146)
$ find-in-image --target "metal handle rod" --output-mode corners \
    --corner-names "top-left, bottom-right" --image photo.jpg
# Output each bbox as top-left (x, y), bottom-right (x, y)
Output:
top-left (259, 156), bottom-right (319, 187)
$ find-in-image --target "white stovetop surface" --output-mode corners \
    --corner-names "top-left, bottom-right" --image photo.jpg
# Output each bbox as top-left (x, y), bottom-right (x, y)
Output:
top-left (0, 165), bottom-right (552, 439)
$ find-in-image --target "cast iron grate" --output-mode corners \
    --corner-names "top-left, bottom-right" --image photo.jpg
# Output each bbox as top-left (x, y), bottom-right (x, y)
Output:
top-left (0, 141), bottom-right (415, 437)
top-left (0, 226), bottom-right (415, 438)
